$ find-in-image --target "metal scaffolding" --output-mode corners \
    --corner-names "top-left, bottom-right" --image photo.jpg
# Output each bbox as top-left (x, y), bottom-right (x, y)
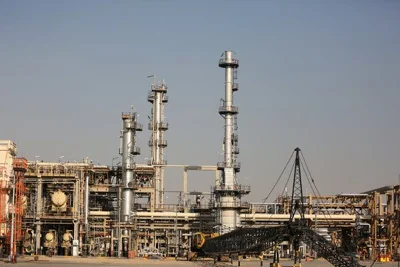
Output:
top-left (10, 157), bottom-right (27, 261)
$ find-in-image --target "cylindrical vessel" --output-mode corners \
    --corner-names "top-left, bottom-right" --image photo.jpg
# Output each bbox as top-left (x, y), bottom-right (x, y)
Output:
top-left (51, 190), bottom-right (67, 207)
top-left (45, 232), bottom-right (54, 242)
top-left (224, 50), bottom-right (233, 167)
top-left (121, 112), bottom-right (139, 222)
top-left (217, 50), bottom-right (243, 234)
top-left (63, 233), bottom-right (71, 242)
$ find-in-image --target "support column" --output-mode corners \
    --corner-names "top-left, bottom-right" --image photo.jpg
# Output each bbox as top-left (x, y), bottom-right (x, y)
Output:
top-left (183, 168), bottom-right (188, 213)
top-left (110, 229), bottom-right (114, 256)
top-left (35, 223), bottom-right (41, 255)
top-left (35, 176), bottom-right (42, 255)
top-left (73, 221), bottom-right (79, 241)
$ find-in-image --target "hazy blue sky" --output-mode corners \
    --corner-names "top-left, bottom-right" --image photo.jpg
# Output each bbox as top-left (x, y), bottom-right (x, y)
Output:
top-left (1, 0), bottom-right (399, 203)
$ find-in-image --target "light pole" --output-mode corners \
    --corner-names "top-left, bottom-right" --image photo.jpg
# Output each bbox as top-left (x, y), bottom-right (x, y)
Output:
top-left (112, 157), bottom-right (119, 167)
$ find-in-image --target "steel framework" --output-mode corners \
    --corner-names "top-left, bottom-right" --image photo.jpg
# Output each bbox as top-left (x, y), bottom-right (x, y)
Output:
top-left (202, 148), bottom-right (363, 267)
top-left (10, 158), bottom-right (27, 259)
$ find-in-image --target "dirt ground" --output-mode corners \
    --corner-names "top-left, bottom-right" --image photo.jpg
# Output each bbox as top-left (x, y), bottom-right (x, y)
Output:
top-left (1, 256), bottom-right (398, 267)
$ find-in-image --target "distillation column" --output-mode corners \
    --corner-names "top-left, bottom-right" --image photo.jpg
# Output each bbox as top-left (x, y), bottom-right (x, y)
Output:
top-left (216, 51), bottom-right (250, 235)
top-left (120, 110), bottom-right (142, 222)
top-left (147, 79), bottom-right (168, 208)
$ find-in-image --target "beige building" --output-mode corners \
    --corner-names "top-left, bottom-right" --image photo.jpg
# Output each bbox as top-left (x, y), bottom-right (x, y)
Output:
top-left (0, 140), bottom-right (17, 235)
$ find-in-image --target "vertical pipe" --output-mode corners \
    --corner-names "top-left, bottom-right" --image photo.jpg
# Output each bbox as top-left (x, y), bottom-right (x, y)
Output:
top-left (84, 175), bottom-right (89, 226)
top-left (118, 185), bottom-right (122, 257)
top-left (121, 112), bottom-right (136, 222)
top-left (35, 224), bottom-right (41, 255)
top-left (183, 168), bottom-right (188, 212)
top-left (36, 176), bottom-right (42, 255)
top-left (159, 93), bottom-right (166, 206)
top-left (119, 131), bottom-right (123, 155)
top-left (73, 180), bottom-right (79, 244)
top-left (155, 89), bottom-right (162, 207)
top-left (224, 51), bottom-right (233, 169)
top-left (73, 221), bottom-right (79, 253)
top-left (160, 167), bottom-right (164, 206)
top-left (149, 79), bottom-right (168, 209)
top-left (123, 122), bottom-right (132, 221)
top-left (219, 51), bottom-right (238, 234)
top-left (10, 174), bottom-right (15, 260)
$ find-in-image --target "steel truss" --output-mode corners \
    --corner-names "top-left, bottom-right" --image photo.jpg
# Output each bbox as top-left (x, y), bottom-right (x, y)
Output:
top-left (203, 226), bottom-right (286, 254)
top-left (203, 225), bottom-right (363, 267)
top-left (203, 148), bottom-right (364, 267)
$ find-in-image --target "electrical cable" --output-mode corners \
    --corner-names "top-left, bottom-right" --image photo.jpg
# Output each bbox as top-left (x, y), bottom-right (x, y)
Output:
top-left (300, 150), bottom-right (366, 263)
top-left (252, 150), bottom-right (296, 215)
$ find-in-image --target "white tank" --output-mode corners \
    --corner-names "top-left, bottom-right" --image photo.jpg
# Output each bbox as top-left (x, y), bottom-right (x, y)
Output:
top-left (51, 190), bottom-right (67, 207)
top-left (45, 232), bottom-right (54, 242)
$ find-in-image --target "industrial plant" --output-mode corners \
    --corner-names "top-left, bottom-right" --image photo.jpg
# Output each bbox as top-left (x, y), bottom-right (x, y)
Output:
top-left (0, 51), bottom-right (399, 265)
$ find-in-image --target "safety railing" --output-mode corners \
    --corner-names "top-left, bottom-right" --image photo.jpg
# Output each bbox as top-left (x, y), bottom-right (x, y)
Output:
top-left (158, 122), bottom-right (169, 130)
top-left (158, 139), bottom-right (168, 147)
top-left (219, 105), bottom-right (239, 114)
top-left (213, 184), bottom-right (251, 193)
top-left (13, 158), bottom-right (28, 171)
top-left (219, 58), bottom-right (239, 67)
top-left (132, 147), bottom-right (141, 155)
top-left (151, 84), bottom-right (168, 92)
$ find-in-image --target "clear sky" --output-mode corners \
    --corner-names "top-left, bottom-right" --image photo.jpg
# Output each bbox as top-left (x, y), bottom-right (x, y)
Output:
top-left (1, 0), bottom-right (399, 203)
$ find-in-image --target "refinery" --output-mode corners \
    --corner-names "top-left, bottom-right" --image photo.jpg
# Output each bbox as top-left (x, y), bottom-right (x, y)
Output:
top-left (1, 50), bottom-right (399, 266)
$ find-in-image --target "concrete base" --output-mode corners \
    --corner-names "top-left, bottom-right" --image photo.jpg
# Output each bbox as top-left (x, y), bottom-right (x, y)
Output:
top-left (270, 263), bottom-right (281, 267)
top-left (293, 264), bottom-right (302, 267)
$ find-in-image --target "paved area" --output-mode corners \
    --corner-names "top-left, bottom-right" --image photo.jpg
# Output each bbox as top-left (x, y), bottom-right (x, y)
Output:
top-left (0, 256), bottom-right (398, 266)
top-left (195, 259), bottom-right (399, 267)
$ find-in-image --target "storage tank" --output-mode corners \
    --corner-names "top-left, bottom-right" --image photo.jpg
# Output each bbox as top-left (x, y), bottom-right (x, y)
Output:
top-left (44, 230), bottom-right (57, 256)
top-left (61, 230), bottom-right (73, 248)
top-left (45, 232), bottom-right (54, 242)
top-left (51, 190), bottom-right (67, 212)
top-left (23, 229), bottom-right (34, 254)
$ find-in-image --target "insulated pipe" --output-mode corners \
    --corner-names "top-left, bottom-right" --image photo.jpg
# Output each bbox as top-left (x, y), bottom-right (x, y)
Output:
top-left (218, 51), bottom-right (240, 234)
top-left (224, 51), bottom-right (233, 169)
top-left (183, 169), bottom-right (188, 212)
top-left (155, 88), bottom-right (162, 207)
top-left (10, 174), bottom-right (15, 259)
top-left (85, 175), bottom-right (89, 226)
top-left (121, 113), bottom-right (136, 222)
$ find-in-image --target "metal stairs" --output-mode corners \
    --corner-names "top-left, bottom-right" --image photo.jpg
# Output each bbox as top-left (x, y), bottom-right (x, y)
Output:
top-left (202, 226), bottom-right (287, 255)
top-left (301, 227), bottom-right (364, 267)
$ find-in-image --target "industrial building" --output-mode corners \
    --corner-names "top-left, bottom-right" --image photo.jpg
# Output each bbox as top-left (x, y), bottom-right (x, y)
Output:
top-left (0, 51), bottom-right (399, 262)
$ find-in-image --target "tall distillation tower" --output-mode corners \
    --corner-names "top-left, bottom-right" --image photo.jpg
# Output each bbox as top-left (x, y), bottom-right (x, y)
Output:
top-left (120, 109), bottom-right (142, 222)
top-left (147, 77), bottom-right (169, 209)
top-left (215, 51), bottom-right (250, 235)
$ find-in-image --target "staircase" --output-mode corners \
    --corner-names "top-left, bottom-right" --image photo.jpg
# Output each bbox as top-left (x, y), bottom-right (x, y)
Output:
top-left (301, 227), bottom-right (364, 267)
top-left (203, 226), bottom-right (287, 254)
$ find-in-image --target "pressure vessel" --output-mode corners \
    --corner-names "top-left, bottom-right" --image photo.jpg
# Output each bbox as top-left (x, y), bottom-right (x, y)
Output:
top-left (51, 190), bottom-right (67, 207)
top-left (45, 232), bottom-right (54, 242)
top-left (63, 233), bottom-right (71, 242)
